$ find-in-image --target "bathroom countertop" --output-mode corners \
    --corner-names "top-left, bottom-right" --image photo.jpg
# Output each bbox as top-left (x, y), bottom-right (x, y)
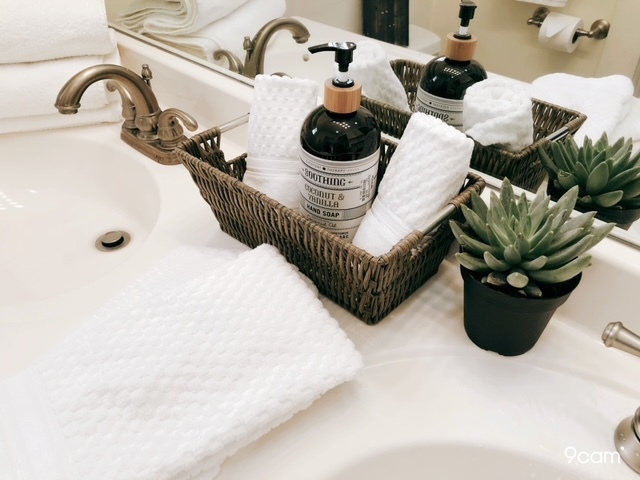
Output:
top-left (2, 28), bottom-right (640, 480)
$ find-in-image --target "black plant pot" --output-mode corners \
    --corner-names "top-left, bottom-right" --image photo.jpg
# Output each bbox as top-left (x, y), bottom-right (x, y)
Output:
top-left (546, 182), bottom-right (640, 230)
top-left (460, 267), bottom-right (582, 356)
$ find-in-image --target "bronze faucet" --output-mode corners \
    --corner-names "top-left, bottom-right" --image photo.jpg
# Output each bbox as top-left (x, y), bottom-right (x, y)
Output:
top-left (214, 17), bottom-right (310, 78)
top-left (55, 64), bottom-right (197, 165)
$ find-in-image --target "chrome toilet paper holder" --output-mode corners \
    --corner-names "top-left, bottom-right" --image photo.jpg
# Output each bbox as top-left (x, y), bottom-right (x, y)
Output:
top-left (527, 7), bottom-right (610, 41)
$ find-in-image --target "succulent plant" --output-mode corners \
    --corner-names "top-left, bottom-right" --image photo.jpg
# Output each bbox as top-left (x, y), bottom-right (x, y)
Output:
top-left (538, 133), bottom-right (640, 209)
top-left (451, 178), bottom-right (614, 298)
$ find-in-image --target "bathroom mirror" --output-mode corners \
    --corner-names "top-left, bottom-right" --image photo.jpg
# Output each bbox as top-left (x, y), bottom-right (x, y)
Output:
top-left (104, 0), bottom-right (640, 246)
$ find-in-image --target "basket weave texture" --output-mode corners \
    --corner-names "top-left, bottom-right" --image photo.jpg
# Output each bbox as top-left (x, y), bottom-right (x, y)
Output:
top-left (361, 59), bottom-right (588, 192)
top-left (176, 128), bottom-right (485, 324)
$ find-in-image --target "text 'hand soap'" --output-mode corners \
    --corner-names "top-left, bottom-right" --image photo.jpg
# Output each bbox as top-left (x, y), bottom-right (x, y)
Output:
top-left (299, 42), bottom-right (382, 241)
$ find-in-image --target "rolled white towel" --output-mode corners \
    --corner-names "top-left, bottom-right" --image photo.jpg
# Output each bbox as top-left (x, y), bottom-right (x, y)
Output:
top-left (119, 0), bottom-right (250, 36)
top-left (0, 0), bottom-right (115, 64)
top-left (350, 40), bottom-right (411, 112)
top-left (0, 244), bottom-right (361, 480)
top-left (530, 73), bottom-right (634, 143)
top-left (352, 112), bottom-right (473, 256)
top-left (242, 74), bottom-right (320, 209)
top-left (148, 0), bottom-right (286, 64)
top-left (0, 48), bottom-right (123, 134)
top-left (463, 78), bottom-right (534, 152)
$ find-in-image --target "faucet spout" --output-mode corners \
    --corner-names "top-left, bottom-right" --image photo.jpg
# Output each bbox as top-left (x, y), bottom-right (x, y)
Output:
top-left (242, 17), bottom-right (310, 78)
top-left (55, 64), bottom-right (160, 117)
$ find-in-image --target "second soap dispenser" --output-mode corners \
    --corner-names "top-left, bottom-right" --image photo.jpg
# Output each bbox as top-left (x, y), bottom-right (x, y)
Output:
top-left (299, 42), bottom-right (381, 241)
top-left (415, 1), bottom-right (487, 129)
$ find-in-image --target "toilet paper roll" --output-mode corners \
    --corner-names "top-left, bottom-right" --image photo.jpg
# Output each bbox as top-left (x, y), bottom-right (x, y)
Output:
top-left (538, 12), bottom-right (583, 53)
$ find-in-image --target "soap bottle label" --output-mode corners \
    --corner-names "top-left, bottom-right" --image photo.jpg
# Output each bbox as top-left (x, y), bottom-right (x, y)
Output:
top-left (299, 148), bottom-right (380, 241)
top-left (415, 87), bottom-right (463, 129)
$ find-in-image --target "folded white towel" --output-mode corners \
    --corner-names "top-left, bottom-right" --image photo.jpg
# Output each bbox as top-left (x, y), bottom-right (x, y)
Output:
top-left (119, 0), bottom-right (250, 36)
top-left (352, 113), bottom-right (473, 256)
top-left (0, 244), bottom-right (361, 480)
top-left (242, 74), bottom-right (320, 210)
top-left (0, 0), bottom-right (115, 64)
top-left (463, 78), bottom-right (534, 152)
top-left (612, 97), bottom-right (640, 152)
top-left (350, 40), bottom-right (411, 112)
top-left (0, 47), bottom-right (123, 134)
top-left (148, 0), bottom-right (286, 64)
top-left (530, 73), bottom-right (634, 144)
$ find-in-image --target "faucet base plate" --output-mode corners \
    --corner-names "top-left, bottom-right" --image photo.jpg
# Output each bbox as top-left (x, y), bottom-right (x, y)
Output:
top-left (121, 128), bottom-right (180, 165)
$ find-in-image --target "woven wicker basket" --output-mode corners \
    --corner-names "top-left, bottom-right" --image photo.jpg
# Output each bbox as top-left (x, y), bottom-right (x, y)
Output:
top-left (176, 128), bottom-right (485, 324)
top-left (361, 59), bottom-right (588, 192)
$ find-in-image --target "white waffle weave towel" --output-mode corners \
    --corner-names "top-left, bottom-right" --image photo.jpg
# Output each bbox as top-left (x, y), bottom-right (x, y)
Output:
top-left (463, 78), bottom-right (534, 152)
top-left (242, 74), bottom-right (320, 209)
top-left (350, 40), bottom-right (411, 112)
top-left (0, 244), bottom-right (361, 480)
top-left (353, 113), bottom-right (473, 256)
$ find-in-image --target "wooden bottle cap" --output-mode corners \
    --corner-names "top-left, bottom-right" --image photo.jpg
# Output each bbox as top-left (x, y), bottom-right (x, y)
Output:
top-left (444, 33), bottom-right (478, 62)
top-left (324, 78), bottom-right (362, 114)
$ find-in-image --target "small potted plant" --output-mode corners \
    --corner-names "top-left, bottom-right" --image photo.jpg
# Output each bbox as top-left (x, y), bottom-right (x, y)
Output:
top-left (539, 133), bottom-right (640, 229)
top-left (450, 178), bottom-right (614, 356)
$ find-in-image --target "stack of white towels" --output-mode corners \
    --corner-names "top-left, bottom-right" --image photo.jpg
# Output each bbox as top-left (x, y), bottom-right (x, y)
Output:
top-left (119, 0), bottom-right (286, 66)
top-left (0, 0), bottom-right (123, 135)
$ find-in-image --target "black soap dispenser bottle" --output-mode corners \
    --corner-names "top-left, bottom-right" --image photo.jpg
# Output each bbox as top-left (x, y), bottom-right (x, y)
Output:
top-left (299, 42), bottom-right (381, 241)
top-left (415, 1), bottom-right (487, 129)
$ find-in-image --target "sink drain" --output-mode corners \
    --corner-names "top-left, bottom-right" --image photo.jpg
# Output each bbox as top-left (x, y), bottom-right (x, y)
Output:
top-left (95, 230), bottom-right (131, 251)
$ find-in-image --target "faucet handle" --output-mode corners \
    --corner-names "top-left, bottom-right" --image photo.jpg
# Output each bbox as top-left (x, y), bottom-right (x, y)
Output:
top-left (602, 321), bottom-right (640, 358)
top-left (157, 108), bottom-right (198, 149)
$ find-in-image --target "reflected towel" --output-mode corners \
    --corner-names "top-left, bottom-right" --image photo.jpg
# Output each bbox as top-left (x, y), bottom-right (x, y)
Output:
top-left (353, 113), bottom-right (473, 256)
top-left (0, 47), bottom-right (123, 134)
top-left (119, 0), bottom-right (250, 35)
top-left (350, 40), bottom-right (411, 112)
top-left (0, 244), bottom-right (362, 480)
top-left (148, 0), bottom-right (286, 63)
top-left (242, 74), bottom-right (319, 210)
top-left (530, 73), bottom-right (634, 143)
top-left (463, 78), bottom-right (534, 152)
top-left (0, 0), bottom-right (115, 64)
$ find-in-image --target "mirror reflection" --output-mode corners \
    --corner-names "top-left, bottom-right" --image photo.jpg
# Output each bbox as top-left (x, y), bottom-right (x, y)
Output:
top-left (105, 0), bottom-right (640, 244)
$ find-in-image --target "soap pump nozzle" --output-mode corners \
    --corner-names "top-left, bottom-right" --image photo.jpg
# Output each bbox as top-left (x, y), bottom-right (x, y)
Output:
top-left (454, 1), bottom-right (477, 40)
top-left (308, 42), bottom-right (357, 87)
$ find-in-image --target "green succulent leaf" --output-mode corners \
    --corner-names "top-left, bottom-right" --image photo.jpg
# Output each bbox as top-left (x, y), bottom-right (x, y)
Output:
top-left (507, 271), bottom-right (529, 289)
top-left (523, 282), bottom-right (543, 298)
top-left (555, 211), bottom-right (596, 237)
top-left (538, 145), bottom-right (559, 175)
top-left (456, 252), bottom-right (491, 273)
top-left (545, 234), bottom-right (594, 268)
top-left (548, 227), bottom-right (587, 252)
top-left (460, 205), bottom-right (491, 244)
top-left (620, 179), bottom-right (640, 200)
top-left (483, 251), bottom-right (511, 271)
top-left (557, 171), bottom-right (579, 191)
top-left (585, 159), bottom-right (610, 196)
top-left (592, 190), bottom-right (624, 208)
top-left (459, 234), bottom-right (500, 258)
top-left (528, 255), bottom-right (592, 284)
top-left (607, 166), bottom-right (640, 191)
top-left (469, 191), bottom-right (488, 222)
top-left (520, 255), bottom-right (548, 270)
top-left (485, 272), bottom-right (507, 287)
top-left (504, 244), bottom-right (522, 264)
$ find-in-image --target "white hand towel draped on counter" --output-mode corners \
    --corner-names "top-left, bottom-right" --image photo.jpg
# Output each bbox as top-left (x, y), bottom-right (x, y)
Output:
top-left (462, 77), bottom-right (534, 152)
top-left (0, 0), bottom-right (115, 64)
top-left (0, 244), bottom-right (362, 480)
top-left (147, 0), bottom-right (286, 63)
top-left (349, 40), bottom-right (411, 112)
top-left (242, 74), bottom-right (320, 210)
top-left (530, 73), bottom-right (634, 144)
top-left (352, 113), bottom-right (474, 256)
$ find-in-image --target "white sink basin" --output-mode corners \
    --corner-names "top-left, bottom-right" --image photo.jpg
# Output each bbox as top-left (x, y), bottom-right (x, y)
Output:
top-left (0, 128), bottom-right (160, 305)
